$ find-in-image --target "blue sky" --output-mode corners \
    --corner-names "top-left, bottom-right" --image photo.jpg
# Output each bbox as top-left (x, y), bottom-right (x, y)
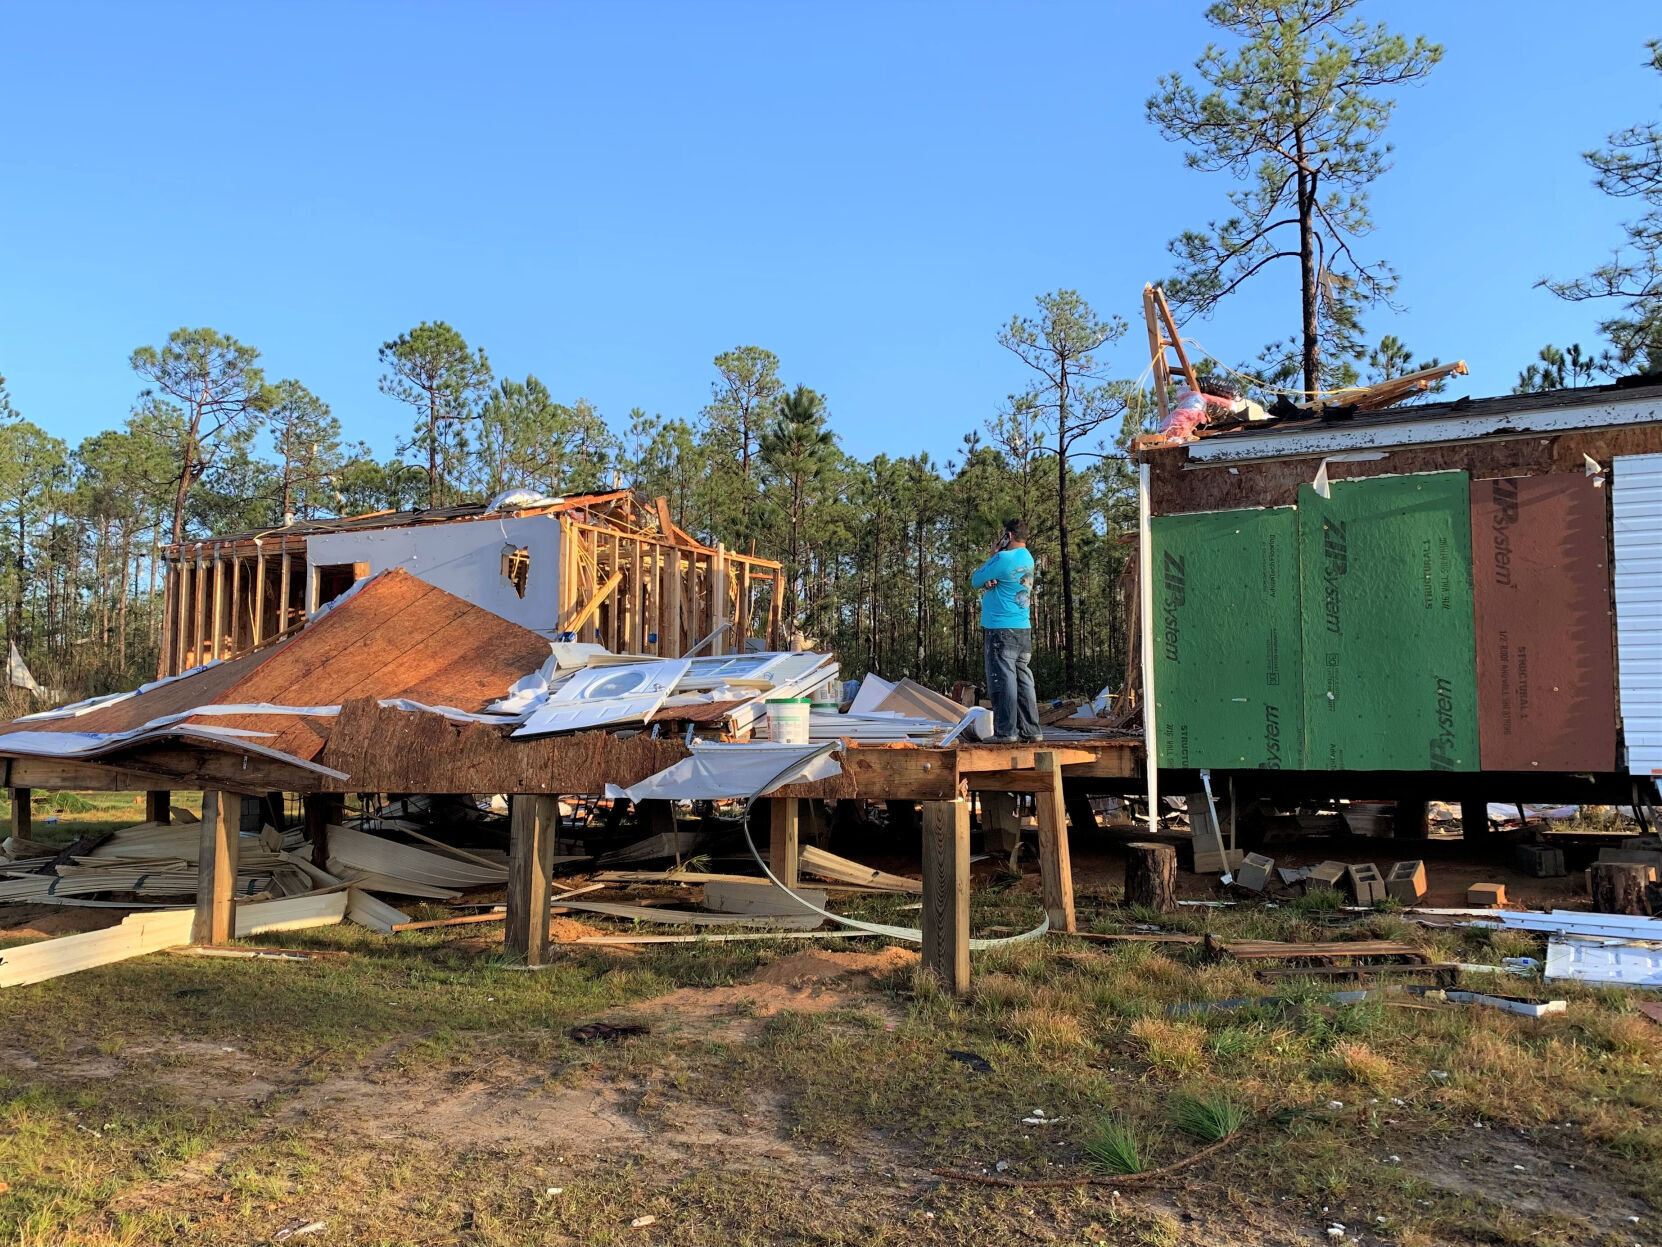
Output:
top-left (2, 1), bottom-right (1657, 465)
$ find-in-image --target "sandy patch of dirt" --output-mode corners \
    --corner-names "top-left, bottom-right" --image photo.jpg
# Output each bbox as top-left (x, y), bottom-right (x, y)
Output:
top-left (602, 946), bottom-right (917, 1040)
top-left (1407, 1125), bottom-right (1650, 1234)
top-left (0, 905), bottom-right (128, 940)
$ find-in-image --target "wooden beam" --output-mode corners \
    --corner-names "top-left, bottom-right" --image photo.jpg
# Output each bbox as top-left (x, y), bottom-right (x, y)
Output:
top-left (6, 752), bottom-right (307, 796)
top-left (563, 571), bottom-right (622, 639)
top-left (769, 567), bottom-right (783, 650)
top-left (770, 796), bottom-right (800, 889)
top-left (145, 790), bottom-right (171, 825)
top-left (1142, 283), bottom-right (1170, 425)
top-left (9, 788), bottom-right (30, 839)
top-left (1033, 751), bottom-right (1076, 933)
top-left (192, 790), bottom-right (240, 946)
top-left (664, 549), bottom-right (683, 656)
top-left (709, 544), bottom-right (727, 656)
top-left (209, 546), bottom-right (225, 661)
top-left (172, 561), bottom-right (189, 678)
top-left (303, 793), bottom-right (340, 869)
top-left (505, 794), bottom-right (559, 966)
top-left (279, 548), bottom-right (291, 633)
top-left (191, 547), bottom-right (206, 668)
top-left (921, 798), bottom-right (971, 994)
top-left (229, 552), bottom-right (243, 653)
top-left (252, 548), bottom-right (266, 643)
top-left (158, 562), bottom-right (178, 679)
top-left (962, 770), bottom-right (1060, 793)
top-left (304, 560), bottom-right (320, 617)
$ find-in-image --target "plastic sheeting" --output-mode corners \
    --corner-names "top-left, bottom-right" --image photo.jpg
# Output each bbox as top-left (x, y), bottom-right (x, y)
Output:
top-left (1545, 937), bottom-right (1662, 987)
top-left (605, 741), bottom-right (844, 802)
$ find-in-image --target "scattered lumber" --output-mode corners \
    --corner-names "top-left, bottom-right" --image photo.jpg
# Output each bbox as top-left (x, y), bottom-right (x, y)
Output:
top-left (1212, 938), bottom-right (1432, 965)
top-left (167, 945), bottom-right (347, 962)
top-left (572, 930), bottom-right (872, 946)
top-left (0, 891), bottom-right (348, 988)
top-left (702, 879), bottom-right (828, 917)
top-left (393, 909), bottom-right (505, 933)
top-left (549, 899), bottom-right (824, 930)
top-left (798, 845), bottom-right (922, 894)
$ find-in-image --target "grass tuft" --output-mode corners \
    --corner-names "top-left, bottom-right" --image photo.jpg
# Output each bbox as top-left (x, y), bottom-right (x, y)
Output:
top-left (1287, 887), bottom-right (1345, 916)
top-left (1169, 1091), bottom-right (1247, 1142)
top-left (1084, 1115), bottom-right (1149, 1174)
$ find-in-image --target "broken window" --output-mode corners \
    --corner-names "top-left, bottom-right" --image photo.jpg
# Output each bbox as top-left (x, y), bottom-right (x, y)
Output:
top-left (501, 545), bottom-right (530, 598)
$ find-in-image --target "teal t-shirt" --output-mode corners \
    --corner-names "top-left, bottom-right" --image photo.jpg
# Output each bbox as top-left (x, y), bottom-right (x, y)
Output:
top-left (971, 547), bottom-right (1035, 629)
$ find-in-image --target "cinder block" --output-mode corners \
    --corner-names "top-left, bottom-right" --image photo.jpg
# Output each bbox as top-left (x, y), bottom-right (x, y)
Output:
top-left (1235, 852), bottom-right (1275, 892)
top-left (1347, 862), bottom-right (1386, 905)
top-left (1307, 860), bottom-right (1348, 890)
top-left (1193, 848), bottom-right (1245, 874)
top-left (1467, 882), bottom-right (1507, 907)
top-left (1385, 859), bottom-right (1427, 903)
top-left (1514, 843), bottom-right (1566, 878)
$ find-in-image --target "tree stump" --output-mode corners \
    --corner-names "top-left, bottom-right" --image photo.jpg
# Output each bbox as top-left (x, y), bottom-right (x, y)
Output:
top-left (1591, 862), bottom-right (1654, 916)
top-left (1125, 841), bottom-right (1178, 914)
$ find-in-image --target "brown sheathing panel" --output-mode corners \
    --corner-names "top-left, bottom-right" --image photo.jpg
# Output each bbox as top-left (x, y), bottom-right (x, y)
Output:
top-left (0, 570), bottom-right (554, 766)
top-left (0, 648), bottom-right (272, 739)
top-left (1148, 424), bottom-right (1662, 516)
top-left (1470, 476), bottom-right (1618, 771)
top-left (315, 699), bottom-right (866, 797)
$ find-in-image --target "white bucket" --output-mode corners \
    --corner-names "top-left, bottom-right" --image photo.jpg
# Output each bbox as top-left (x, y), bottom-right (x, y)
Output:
top-left (767, 697), bottom-right (811, 744)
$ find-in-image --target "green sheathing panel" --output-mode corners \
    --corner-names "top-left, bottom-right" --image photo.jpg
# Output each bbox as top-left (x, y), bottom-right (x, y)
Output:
top-left (1297, 472), bottom-right (1479, 771)
top-left (1151, 507), bottom-right (1302, 770)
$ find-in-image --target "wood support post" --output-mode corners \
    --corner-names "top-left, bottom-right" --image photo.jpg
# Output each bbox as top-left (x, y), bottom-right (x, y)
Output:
top-left (9, 788), bottom-right (30, 840)
top-left (1394, 799), bottom-right (1430, 840)
top-left (921, 798), bottom-right (971, 994)
top-left (770, 796), bottom-right (800, 888)
top-left (192, 790), bottom-right (240, 945)
top-left (145, 791), bottom-right (171, 825)
top-left (303, 793), bottom-right (340, 870)
top-left (1459, 798), bottom-right (1491, 844)
top-left (506, 794), bottom-right (559, 966)
top-left (1033, 751), bottom-right (1076, 933)
top-left (1125, 841), bottom-right (1178, 913)
top-left (980, 792), bottom-right (1021, 855)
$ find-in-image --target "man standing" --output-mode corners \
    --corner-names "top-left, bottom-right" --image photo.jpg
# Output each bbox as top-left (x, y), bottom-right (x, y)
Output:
top-left (971, 519), bottom-right (1042, 742)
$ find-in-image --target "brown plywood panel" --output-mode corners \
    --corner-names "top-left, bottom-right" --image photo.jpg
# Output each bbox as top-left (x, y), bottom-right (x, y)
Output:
top-left (1471, 476), bottom-right (1617, 771)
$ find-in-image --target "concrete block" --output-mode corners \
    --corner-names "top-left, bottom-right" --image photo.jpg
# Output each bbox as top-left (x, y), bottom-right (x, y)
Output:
top-left (1514, 843), bottom-right (1566, 878)
top-left (1467, 882), bottom-right (1507, 907)
top-left (1307, 860), bottom-right (1348, 890)
top-left (1193, 848), bottom-right (1245, 875)
top-left (1235, 852), bottom-right (1275, 892)
top-left (1347, 862), bottom-right (1386, 905)
top-left (1385, 859), bottom-right (1427, 903)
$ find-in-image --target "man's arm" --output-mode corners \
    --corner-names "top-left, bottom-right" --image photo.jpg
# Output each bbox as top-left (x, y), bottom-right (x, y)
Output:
top-left (970, 551), bottom-right (1005, 589)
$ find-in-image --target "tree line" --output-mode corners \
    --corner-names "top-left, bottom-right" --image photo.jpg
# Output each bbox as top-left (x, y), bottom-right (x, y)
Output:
top-left (2, 3), bottom-right (1656, 712)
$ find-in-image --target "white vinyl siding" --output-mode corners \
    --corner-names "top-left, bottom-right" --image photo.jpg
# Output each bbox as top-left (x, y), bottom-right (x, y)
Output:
top-left (1612, 454), bottom-right (1662, 774)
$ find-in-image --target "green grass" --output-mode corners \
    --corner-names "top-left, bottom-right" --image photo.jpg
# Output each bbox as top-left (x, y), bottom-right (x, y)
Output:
top-left (0, 843), bottom-right (1657, 1245)
top-left (1084, 1115), bottom-right (1149, 1174)
top-left (1168, 1091), bottom-right (1246, 1142)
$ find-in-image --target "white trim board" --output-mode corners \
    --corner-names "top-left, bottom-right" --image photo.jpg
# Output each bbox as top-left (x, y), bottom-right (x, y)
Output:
top-left (1181, 393), bottom-right (1662, 465)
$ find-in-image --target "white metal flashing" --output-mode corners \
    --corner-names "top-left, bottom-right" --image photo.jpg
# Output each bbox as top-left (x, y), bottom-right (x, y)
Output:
top-left (1182, 392), bottom-right (1662, 465)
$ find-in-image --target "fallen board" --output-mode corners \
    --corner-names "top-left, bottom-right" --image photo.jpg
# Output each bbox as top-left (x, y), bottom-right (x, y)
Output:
top-left (572, 930), bottom-right (875, 946)
top-left (1298, 472), bottom-right (1479, 770)
top-left (798, 845), bottom-right (922, 894)
top-left (0, 890), bottom-right (348, 988)
top-left (1149, 506), bottom-right (1302, 769)
top-left (550, 900), bottom-right (825, 930)
top-left (702, 879), bottom-right (829, 917)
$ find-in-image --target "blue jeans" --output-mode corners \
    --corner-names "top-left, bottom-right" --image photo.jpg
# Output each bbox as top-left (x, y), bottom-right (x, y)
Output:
top-left (984, 627), bottom-right (1041, 741)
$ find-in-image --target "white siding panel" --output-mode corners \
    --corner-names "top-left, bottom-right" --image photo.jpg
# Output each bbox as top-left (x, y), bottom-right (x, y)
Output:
top-left (1613, 453), bottom-right (1662, 774)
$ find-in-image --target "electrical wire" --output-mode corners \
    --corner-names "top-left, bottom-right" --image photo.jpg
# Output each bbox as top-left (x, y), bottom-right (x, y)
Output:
top-left (731, 742), bottom-right (1050, 948)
